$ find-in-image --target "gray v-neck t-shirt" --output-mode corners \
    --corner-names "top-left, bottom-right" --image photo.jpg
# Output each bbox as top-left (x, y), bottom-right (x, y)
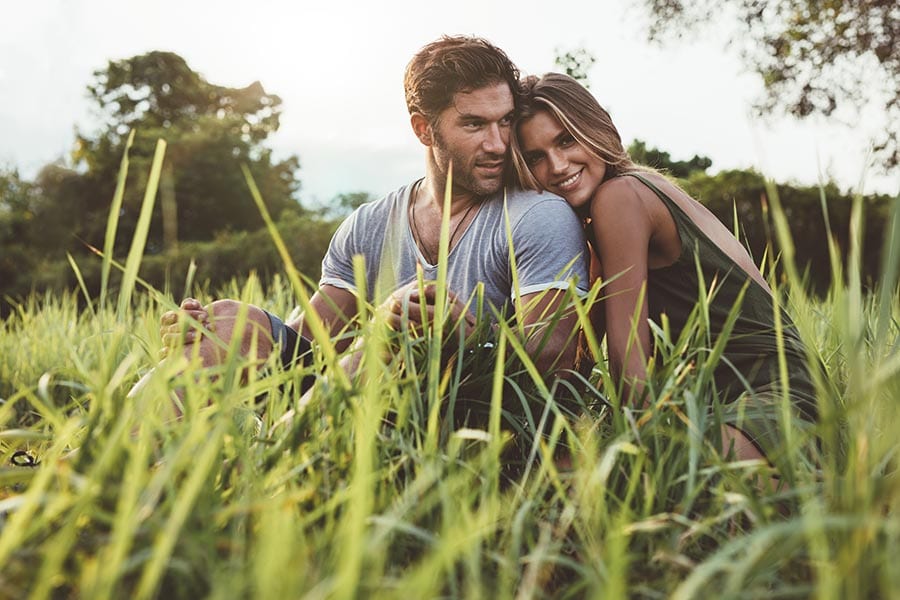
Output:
top-left (320, 180), bottom-right (589, 321)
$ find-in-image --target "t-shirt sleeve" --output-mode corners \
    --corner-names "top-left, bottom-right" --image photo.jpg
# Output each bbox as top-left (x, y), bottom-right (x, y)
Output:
top-left (319, 209), bottom-right (361, 292)
top-left (510, 199), bottom-right (589, 298)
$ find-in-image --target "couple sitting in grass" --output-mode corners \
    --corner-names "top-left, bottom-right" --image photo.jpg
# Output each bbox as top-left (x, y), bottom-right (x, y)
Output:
top-left (152, 35), bottom-right (818, 471)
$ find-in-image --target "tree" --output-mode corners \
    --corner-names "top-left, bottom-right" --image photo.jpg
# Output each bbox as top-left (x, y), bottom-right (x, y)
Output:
top-left (71, 51), bottom-right (302, 254)
top-left (0, 168), bottom-right (39, 298)
top-left (554, 47), bottom-right (597, 86)
top-left (0, 55), bottom-right (314, 312)
top-left (0, 167), bottom-right (35, 215)
top-left (641, 0), bottom-right (900, 168)
top-left (628, 139), bottom-right (712, 178)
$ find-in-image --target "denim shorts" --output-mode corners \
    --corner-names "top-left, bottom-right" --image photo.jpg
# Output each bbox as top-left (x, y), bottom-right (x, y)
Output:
top-left (264, 310), bottom-right (315, 392)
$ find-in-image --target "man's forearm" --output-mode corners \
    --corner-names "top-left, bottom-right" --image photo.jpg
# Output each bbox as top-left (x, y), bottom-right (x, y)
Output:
top-left (525, 315), bottom-right (580, 380)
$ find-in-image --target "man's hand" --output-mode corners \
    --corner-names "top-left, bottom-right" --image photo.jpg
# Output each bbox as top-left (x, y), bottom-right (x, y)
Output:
top-left (381, 282), bottom-right (476, 341)
top-left (159, 297), bottom-right (215, 356)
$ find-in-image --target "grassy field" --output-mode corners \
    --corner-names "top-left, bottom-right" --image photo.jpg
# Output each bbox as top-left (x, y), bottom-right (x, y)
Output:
top-left (1, 150), bottom-right (899, 598)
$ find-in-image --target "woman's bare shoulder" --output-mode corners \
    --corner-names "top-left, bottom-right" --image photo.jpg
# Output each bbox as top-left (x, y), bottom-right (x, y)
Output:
top-left (588, 175), bottom-right (657, 246)
top-left (594, 173), bottom-right (642, 199)
top-left (591, 173), bottom-right (660, 223)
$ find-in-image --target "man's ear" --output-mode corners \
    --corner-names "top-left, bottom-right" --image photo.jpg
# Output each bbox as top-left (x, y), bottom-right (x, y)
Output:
top-left (410, 113), bottom-right (433, 146)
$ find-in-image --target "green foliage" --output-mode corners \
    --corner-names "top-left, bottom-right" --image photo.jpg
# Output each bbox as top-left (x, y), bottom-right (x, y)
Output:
top-left (0, 168), bottom-right (40, 297)
top-left (0, 210), bottom-right (338, 317)
top-left (0, 167), bottom-right (35, 213)
top-left (74, 52), bottom-right (299, 251)
top-left (628, 139), bottom-right (712, 178)
top-left (641, 0), bottom-right (900, 168)
top-left (0, 51), bottom-right (317, 315)
top-left (681, 168), bottom-right (893, 293)
top-left (83, 51), bottom-right (281, 146)
top-left (130, 210), bottom-right (338, 294)
top-left (553, 47), bottom-right (597, 86)
top-left (65, 51), bottom-right (303, 255)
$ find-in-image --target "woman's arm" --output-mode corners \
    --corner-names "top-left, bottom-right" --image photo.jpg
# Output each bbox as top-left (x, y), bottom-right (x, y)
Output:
top-left (587, 242), bottom-right (607, 340)
top-left (590, 179), bottom-right (655, 406)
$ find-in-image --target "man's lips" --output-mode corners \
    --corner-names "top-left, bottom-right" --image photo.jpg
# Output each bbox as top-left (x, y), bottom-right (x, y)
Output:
top-left (476, 160), bottom-right (505, 174)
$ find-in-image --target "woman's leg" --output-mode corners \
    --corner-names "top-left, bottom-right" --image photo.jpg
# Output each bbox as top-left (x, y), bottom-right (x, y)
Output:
top-left (721, 424), bottom-right (783, 494)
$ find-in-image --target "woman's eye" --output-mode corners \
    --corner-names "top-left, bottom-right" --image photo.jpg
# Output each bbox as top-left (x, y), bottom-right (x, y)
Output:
top-left (525, 153), bottom-right (543, 166)
top-left (560, 134), bottom-right (576, 147)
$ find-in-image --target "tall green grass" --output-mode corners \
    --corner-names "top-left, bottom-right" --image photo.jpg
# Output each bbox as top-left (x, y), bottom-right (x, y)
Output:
top-left (0, 143), bottom-right (898, 599)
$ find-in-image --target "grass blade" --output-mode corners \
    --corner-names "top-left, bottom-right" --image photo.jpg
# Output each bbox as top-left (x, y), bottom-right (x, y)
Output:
top-left (100, 129), bottom-right (135, 307)
top-left (117, 138), bottom-right (166, 315)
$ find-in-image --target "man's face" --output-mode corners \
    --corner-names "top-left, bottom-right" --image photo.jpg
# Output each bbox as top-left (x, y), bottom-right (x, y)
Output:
top-left (430, 82), bottom-right (514, 197)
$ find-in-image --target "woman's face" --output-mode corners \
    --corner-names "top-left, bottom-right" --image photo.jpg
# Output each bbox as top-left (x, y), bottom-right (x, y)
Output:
top-left (518, 110), bottom-right (606, 212)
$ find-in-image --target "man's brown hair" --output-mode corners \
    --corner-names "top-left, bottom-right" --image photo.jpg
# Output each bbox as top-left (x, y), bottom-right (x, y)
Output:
top-left (404, 35), bottom-right (520, 123)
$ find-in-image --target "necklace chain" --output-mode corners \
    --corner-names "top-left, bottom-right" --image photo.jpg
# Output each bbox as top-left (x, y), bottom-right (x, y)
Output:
top-left (411, 180), bottom-right (477, 265)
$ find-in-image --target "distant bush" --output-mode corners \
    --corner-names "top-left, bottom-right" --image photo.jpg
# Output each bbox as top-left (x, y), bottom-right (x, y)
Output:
top-left (3, 168), bottom-right (895, 315)
top-left (682, 170), bottom-right (894, 293)
top-left (1, 211), bottom-right (339, 315)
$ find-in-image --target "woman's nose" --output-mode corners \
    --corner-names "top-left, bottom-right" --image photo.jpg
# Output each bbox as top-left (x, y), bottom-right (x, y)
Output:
top-left (548, 150), bottom-right (567, 174)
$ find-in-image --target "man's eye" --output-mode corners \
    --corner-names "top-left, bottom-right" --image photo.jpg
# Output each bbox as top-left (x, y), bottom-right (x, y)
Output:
top-left (500, 115), bottom-right (513, 126)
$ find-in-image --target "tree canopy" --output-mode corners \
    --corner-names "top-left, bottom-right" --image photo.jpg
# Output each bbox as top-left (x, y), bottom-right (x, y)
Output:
top-left (554, 47), bottom-right (597, 86)
top-left (0, 51), bottom-right (311, 313)
top-left (641, 0), bottom-right (900, 168)
top-left (82, 51), bottom-right (281, 148)
top-left (71, 51), bottom-right (302, 253)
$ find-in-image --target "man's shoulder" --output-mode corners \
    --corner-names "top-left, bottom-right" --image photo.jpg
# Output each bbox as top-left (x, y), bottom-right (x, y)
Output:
top-left (495, 186), bottom-right (569, 213)
top-left (362, 181), bottom-right (415, 212)
top-left (488, 186), bottom-right (577, 226)
top-left (501, 186), bottom-right (565, 204)
top-left (341, 180), bottom-right (416, 225)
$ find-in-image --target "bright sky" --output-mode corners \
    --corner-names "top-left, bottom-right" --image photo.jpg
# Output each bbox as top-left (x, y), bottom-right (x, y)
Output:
top-left (1, 0), bottom-right (896, 207)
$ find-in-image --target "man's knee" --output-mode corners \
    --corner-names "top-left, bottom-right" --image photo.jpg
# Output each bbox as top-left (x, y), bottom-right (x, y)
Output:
top-left (207, 299), bottom-right (249, 319)
top-left (205, 300), bottom-right (274, 353)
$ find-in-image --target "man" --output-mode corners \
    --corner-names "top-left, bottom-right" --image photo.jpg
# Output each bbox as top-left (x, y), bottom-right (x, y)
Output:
top-left (157, 36), bottom-right (588, 395)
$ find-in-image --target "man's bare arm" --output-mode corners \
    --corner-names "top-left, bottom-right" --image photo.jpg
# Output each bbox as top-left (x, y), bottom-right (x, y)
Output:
top-left (517, 288), bottom-right (582, 379)
top-left (287, 284), bottom-right (360, 353)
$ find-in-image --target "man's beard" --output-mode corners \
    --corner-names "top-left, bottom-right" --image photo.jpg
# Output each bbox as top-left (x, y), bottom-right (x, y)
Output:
top-left (433, 133), bottom-right (505, 197)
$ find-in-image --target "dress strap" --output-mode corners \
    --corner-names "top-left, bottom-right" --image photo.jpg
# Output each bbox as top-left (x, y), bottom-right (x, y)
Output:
top-left (620, 172), bottom-right (697, 240)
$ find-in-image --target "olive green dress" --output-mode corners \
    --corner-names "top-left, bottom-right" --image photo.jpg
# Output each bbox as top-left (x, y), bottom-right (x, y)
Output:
top-left (622, 173), bottom-right (818, 457)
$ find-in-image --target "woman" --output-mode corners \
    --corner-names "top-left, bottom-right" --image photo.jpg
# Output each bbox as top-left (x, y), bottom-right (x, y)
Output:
top-left (511, 73), bottom-right (818, 464)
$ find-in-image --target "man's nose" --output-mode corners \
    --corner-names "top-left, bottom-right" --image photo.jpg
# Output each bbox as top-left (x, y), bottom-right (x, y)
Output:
top-left (483, 123), bottom-right (507, 154)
